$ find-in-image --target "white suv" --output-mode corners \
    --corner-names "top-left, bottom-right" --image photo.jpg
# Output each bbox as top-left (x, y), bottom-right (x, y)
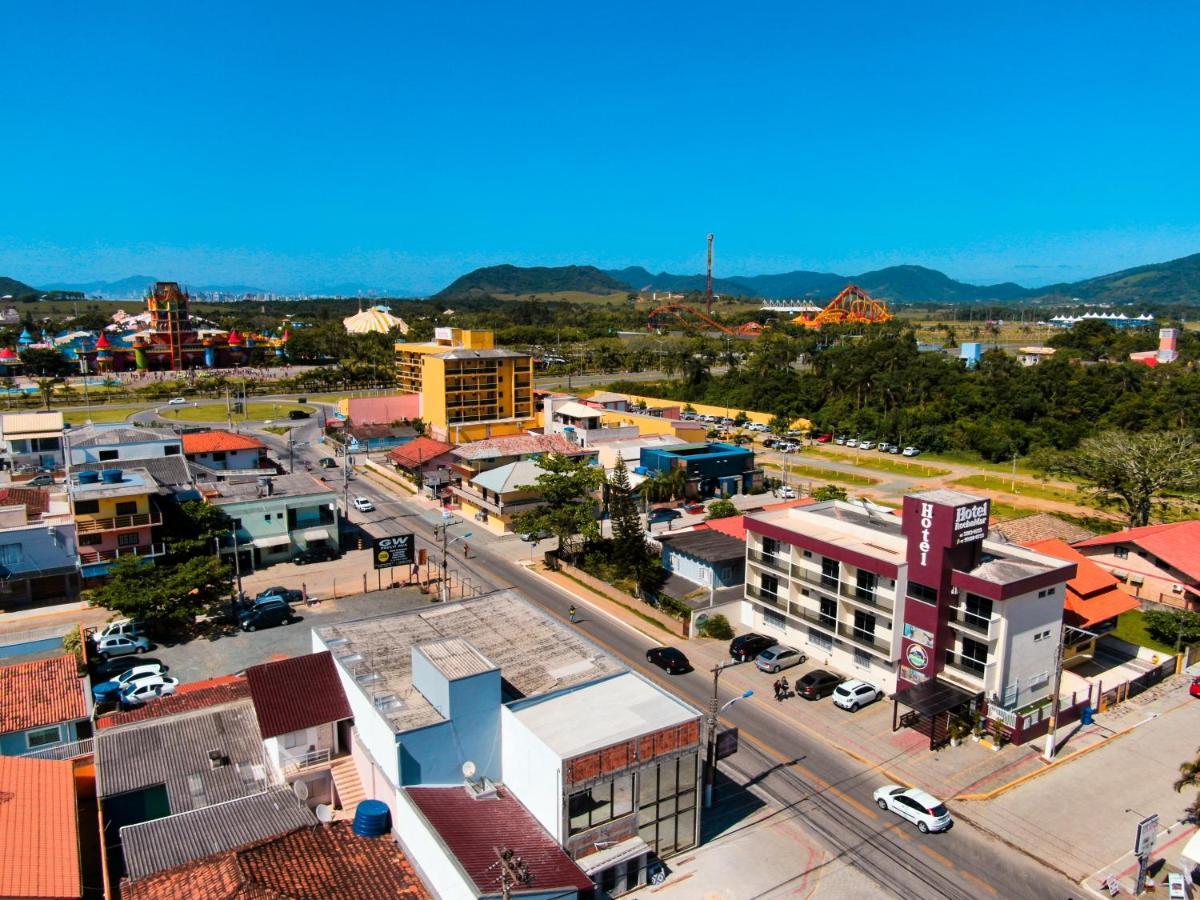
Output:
top-left (832, 679), bottom-right (883, 711)
top-left (873, 785), bottom-right (952, 833)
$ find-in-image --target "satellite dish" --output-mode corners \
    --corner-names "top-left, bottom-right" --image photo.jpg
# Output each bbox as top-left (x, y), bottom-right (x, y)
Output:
top-left (292, 779), bottom-right (310, 802)
top-left (314, 803), bottom-right (334, 824)
top-left (461, 760), bottom-right (477, 779)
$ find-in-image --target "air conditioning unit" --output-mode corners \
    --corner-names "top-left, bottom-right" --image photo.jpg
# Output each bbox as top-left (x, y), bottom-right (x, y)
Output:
top-left (1172, 584), bottom-right (1183, 593)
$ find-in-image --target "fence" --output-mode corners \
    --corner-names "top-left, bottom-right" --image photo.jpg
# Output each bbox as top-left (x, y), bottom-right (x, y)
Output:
top-left (553, 558), bottom-right (689, 637)
top-left (22, 737), bottom-right (95, 761)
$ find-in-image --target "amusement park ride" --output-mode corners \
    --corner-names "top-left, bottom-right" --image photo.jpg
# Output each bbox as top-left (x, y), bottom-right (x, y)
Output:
top-left (646, 236), bottom-right (892, 335)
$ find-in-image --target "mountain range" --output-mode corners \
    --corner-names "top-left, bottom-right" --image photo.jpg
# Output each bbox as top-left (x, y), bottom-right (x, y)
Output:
top-left (41, 276), bottom-right (272, 297)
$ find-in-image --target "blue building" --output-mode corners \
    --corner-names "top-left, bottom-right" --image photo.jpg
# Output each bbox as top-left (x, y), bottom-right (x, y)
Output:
top-left (960, 342), bottom-right (983, 368)
top-left (639, 442), bottom-right (761, 499)
top-left (0, 655), bottom-right (90, 756)
top-left (659, 529), bottom-right (746, 591)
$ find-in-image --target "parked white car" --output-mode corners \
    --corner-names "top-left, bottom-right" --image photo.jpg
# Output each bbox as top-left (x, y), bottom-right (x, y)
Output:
top-left (106, 664), bottom-right (169, 690)
top-left (91, 619), bottom-right (145, 643)
top-left (832, 679), bottom-right (883, 711)
top-left (902, 446), bottom-right (920, 457)
top-left (873, 785), bottom-right (953, 833)
top-left (119, 676), bottom-right (179, 705)
top-left (775, 486), bottom-right (797, 500)
top-left (93, 633), bottom-right (152, 660)
top-left (352, 496), bottom-right (375, 512)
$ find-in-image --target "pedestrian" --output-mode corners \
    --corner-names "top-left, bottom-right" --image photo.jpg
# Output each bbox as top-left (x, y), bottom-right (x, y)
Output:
top-left (780, 675), bottom-right (790, 700)
top-left (773, 679), bottom-right (782, 701)
top-left (569, 604), bottom-right (577, 624)
top-left (462, 542), bottom-right (469, 558)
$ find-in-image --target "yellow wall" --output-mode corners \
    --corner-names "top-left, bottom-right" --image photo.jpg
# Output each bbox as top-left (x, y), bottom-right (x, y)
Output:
top-left (456, 496), bottom-right (511, 535)
top-left (73, 491), bottom-right (152, 523)
top-left (591, 391), bottom-right (811, 431)
top-left (597, 410), bottom-right (707, 442)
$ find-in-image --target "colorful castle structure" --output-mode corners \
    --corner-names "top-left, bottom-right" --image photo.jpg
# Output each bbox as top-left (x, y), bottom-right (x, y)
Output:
top-left (80, 282), bottom-right (288, 372)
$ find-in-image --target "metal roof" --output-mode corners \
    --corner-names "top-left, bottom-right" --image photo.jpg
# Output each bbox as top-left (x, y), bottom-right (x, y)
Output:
top-left (416, 637), bottom-right (496, 680)
top-left (659, 528), bottom-right (747, 563)
top-left (120, 788), bottom-right (316, 880)
top-left (66, 423), bottom-right (177, 448)
top-left (244, 652), bottom-right (351, 739)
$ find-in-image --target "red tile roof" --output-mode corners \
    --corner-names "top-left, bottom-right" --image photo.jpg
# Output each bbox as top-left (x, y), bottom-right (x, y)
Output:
top-left (386, 436), bottom-right (455, 469)
top-left (1075, 520), bottom-right (1200, 583)
top-left (121, 822), bottom-right (430, 900)
top-left (245, 652), bottom-right (351, 739)
top-left (406, 786), bottom-right (593, 894)
top-left (96, 676), bottom-right (250, 729)
top-left (0, 655), bottom-right (87, 735)
top-left (345, 394), bottom-right (421, 426)
top-left (1026, 539), bottom-right (1141, 627)
top-left (452, 432), bottom-right (592, 461)
top-left (699, 498), bottom-right (816, 542)
top-left (181, 431), bottom-right (266, 454)
top-left (0, 486), bottom-right (50, 518)
top-left (0, 755), bottom-right (82, 899)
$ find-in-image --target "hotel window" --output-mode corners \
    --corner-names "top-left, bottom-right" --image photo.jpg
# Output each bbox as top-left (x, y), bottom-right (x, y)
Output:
top-left (809, 628), bottom-right (833, 651)
top-left (960, 637), bottom-right (989, 674)
top-left (760, 573), bottom-right (778, 601)
top-left (855, 570), bottom-right (877, 601)
top-left (853, 648), bottom-right (871, 669)
top-left (818, 597), bottom-right (836, 629)
top-left (908, 581), bottom-right (938, 605)
top-left (569, 772), bottom-right (635, 836)
top-left (763, 608), bottom-right (785, 630)
top-left (762, 536), bottom-right (780, 557)
top-left (853, 610), bottom-right (876, 644)
top-left (637, 753), bottom-right (698, 855)
top-left (821, 557), bottom-right (839, 589)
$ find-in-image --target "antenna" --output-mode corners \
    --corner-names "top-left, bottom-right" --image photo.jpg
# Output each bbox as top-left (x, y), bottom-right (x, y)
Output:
top-left (292, 779), bottom-right (310, 802)
top-left (314, 803), bottom-right (334, 824)
top-left (705, 233), bottom-right (714, 317)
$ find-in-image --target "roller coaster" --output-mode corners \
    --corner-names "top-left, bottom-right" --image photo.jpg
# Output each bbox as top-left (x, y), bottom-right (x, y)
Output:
top-left (646, 303), bottom-right (763, 336)
top-left (794, 284), bottom-right (892, 328)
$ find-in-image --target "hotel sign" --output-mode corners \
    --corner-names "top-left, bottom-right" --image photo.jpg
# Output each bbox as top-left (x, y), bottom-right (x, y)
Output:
top-left (952, 500), bottom-right (990, 546)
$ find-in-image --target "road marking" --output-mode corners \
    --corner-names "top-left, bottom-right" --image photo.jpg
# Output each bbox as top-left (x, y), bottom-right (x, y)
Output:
top-left (915, 843), bottom-right (954, 869)
top-left (958, 868), bottom-right (998, 896)
top-left (740, 731), bottom-right (879, 820)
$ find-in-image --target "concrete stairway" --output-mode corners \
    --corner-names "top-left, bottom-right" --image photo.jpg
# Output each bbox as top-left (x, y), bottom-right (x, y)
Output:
top-left (330, 756), bottom-right (366, 817)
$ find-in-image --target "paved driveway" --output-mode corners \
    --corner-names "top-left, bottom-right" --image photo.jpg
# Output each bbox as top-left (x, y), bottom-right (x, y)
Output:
top-left (146, 587), bottom-right (432, 684)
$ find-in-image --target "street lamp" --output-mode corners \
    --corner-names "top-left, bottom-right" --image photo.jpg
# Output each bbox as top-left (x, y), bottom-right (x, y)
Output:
top-left (704, 658), bottom-right (752, 809)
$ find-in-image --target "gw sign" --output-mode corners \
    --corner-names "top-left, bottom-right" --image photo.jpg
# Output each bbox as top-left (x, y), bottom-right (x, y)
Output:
top-left (372, 533), bottom-right (415, 570)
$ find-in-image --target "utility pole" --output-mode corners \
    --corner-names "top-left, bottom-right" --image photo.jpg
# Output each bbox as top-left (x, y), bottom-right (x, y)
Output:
top-left (1043, 617), bottom-right (1068, 761)
top-left (705, 233), bottom-right (714, 317)
top-left (492, 847), bottom-right (532, 899)
top-left (704, 662), bottom-right (752, 809)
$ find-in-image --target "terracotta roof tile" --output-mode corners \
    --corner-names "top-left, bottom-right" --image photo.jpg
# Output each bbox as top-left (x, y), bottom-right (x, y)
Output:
top-left (245, 652), bottom-right (351, 739)
top-left (406, 785), bottom-right (592, 894)
top-left (1025, 539), bottom-right (1141, 627)
top-left (121, 822), bottom-right (431, 900)
top-left (1075, 520), bottom-right (1200, 583)
top-left (0, 756), bottom-right (82, 899)
top-left (386, 436), bottom-right (455, 468)
top-left (0, 655), bottom-right (87, 735)
top-left (181, 431), bottom-right (266, 454)
top-left (991, 512), bottom-right (1097, 545)
top-left (452, 432), bottom-right (592, 461)
top-left (0, 486), bottom-right (50, 518)
top-left (96, 676), bottom-right (250, 729)
top-left (345, 394), bottom-right (421, 426)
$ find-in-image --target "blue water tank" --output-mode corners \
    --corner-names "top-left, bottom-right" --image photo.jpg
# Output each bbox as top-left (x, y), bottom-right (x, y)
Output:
top-left (92, 681), bottom-right (122, 703)
top-left (101, 469), bottom-right (123, 484)
top-left (352, 799), bottom-right (391, 837)
top-left (78, 471), bottom-right (100, 485)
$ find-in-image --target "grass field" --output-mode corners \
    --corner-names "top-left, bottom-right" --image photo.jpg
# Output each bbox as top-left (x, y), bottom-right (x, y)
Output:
top-left (951, 472), bottom-right (1086, 505)
top-left (156, 401), bottom-right (315, 423)
top-left (985, 500), bottom-right (1042, 521)
top-left (805, 448), bottom-right (950, 478)
top-left (60, 405), bottom-right (143, 424)
top-left (764, 461), bottom-right (880, 487)
top-left (919, 449), bottom-right (1045, 477)
top-left (1111, 610), bottom-right (1177, 655)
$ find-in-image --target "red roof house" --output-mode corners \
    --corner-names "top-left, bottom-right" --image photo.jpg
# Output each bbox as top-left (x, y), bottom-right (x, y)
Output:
top-left (0, 655), bottom-right (89, 749)
top-left (0, 756), bottom-right (82, 899)
top-left (181, 431), bottom-right (266, 455)
top-left (244, 652), bottom-right (351, 739)
top-left (386, 436), bottom-right (455, 471)
top-left (1025, 538), bottom-right (1140, 628)
top-left (1074, 520), bottom-right (1200, 610)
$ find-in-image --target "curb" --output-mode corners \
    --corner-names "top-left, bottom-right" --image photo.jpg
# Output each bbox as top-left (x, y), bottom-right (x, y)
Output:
top-left (521, 565), bottom-right (668, 644)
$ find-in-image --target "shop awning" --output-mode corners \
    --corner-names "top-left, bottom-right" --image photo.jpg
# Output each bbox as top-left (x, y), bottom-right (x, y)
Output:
top-left (577, 836), bottom-right (651, 875)
top-left (303, 528), bottom-right (330, 542)
top-left (251, 536), bottom-right (291, 549)
top-left (893, 677), bottom-right (980, 719)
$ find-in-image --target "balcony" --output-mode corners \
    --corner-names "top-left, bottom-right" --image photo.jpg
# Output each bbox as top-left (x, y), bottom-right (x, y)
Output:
top-left (75, 511), bottom-right (161, 534)
top-left (22, 737), bottom-right (94, 761)
top-left (942, 653), bottom-right (992, 683)
top-left (947, 606), bottom-right (1000, 640)
top-left (789, 604), bottom-right (837, 634)
top-left (836, 622), bottom-right (885, 650)
top-left (789, 564), bottom-right (895, 613)
top-left (745, 583), bottom-right (783, 608)
top-left (79, 542), bottom-right (166, 565)
top-left (280, 746), bottom-right (333, 776)
top-left (747, 548), bottom-right (791, 576)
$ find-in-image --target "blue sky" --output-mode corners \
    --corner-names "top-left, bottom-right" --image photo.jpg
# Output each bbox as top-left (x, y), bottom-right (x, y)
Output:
top-left (3, 2), bottom-right (1200, 293)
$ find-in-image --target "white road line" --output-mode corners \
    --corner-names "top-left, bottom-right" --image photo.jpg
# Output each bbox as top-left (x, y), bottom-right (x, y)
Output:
top-left (519, 563), bottom-right (665, 647)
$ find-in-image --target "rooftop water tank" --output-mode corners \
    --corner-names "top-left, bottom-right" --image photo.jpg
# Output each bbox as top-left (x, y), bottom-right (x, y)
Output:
top-left (77, 471), bottom-right (100, 484)
top-left (352, 799), bottom-right (391, 837)
top-left (101, 469), bottom-right (123, 484)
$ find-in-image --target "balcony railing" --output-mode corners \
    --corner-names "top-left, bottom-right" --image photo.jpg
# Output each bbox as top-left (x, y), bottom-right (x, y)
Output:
top-left (75, 511), bottom-right (161, 534)
top-left (745, 583), bottom-right (782, 607)
top-left (22, 737), bottom-right (94, 761)
top-left (947, 606), bottom-right (999, 639)
top-left (943, 653), bottom-right (991, 681)
top-left (789, 604), bottom-right (837, 633)
top-left (789, 564), bottom-right (895, 613)
top-left (280, 746), bottom-right (332, 776)
top-left (79, 542), bottom-right (166, 565)
top-left (837, 622), bottom-right (882, 649)
top-left (747, 548), bottom-right (791, 576)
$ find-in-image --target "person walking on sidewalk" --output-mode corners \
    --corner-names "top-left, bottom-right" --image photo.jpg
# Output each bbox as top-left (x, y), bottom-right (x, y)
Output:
top-left (779, 675), bottom-right (790, 700)
top-left (569, 604), bottom-right (577, 623)
top-left (773, 679), bottom-right (783, 702)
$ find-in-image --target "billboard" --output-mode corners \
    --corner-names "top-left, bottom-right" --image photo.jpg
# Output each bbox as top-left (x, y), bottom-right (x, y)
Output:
top-left (372, 533), bottom-right (415, 569)
top-left (952, 499), bottom-right (990, 546)
top-left (715, 727), bottom-right (740, 761)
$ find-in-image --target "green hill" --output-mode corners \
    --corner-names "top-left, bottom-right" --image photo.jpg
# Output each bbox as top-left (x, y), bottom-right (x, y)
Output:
top-left (1032, 252), bottom-right (1200, 305)
top-left (0, 277), bottom-right (40, 300)
top-left (434, 265), bottom-right (631, 299)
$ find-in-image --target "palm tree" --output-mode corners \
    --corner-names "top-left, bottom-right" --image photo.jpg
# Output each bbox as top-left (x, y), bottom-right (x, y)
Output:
top-left (34, 378), bottom-right (57, 411)
top-left (1174, 746), bottom-right (1200, 820)
top-left (643, 467), bottom-right (687, 504)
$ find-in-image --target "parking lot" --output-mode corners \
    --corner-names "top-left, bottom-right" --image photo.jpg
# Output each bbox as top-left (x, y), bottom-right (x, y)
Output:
top-left (121, 586), bottom-right (433, 685)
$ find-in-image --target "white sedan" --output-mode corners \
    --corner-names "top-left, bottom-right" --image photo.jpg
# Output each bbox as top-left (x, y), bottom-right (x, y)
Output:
top-left (168, 397), bottom-right (187, 405)
top-left (873, 785), bottom-right (953, 833)
top-left (119, 676), bottom-right (179, 706)
top-left (105, 664), bottom-right (169, 691)
top-left (352, 496), bottom-right (375, 513)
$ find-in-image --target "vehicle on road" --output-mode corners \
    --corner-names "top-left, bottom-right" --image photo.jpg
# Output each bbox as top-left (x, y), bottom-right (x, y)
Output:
top-left (239, 598), bottom-right (297, 631)
top-left (877, 442), bottom-right (892, 453)
top-left (90, 656), bottom-right (165, 682)
top-left (846, 438), bottom-right (858, 448)
top-left (729, 633), bottom-right (775, 663)
top-left (318, 457), bottom-right (337, 468)
top-left (294, 546), bottom-right (338, 565)
top-left (90, 619), bottom-right (145, 643)
top-left (646, 647), bottom-right (691, 674)
top-left (873, 784), bottom-right (953, 833)
top-left (93, 633), bottom-right (153, 660)
top-left (795, 669), bottom-right (844, 699)
top-left (816, 433), bottom-right (833, 443)
top-left (859, 440), bottom-right (875, 451)
top-left (119, 676), bottom-right (180, 706)
top-left (287, 409), bottom-right (311, 420)
top-left (28, 474), bottom-right (55, 486)
top-left (774, 486), bottom-right (797, 500)
top-left (168, 397), bottom-right (186, 405)
top-left (518, 529), bottom-right (552, 543)
top-left (255, 586), bottom-right (303, 604)
top-left (832, 679), bottom-right (883, 711)
top-left (680, 502), bottom-right (705, 515)
top-left (748, 422), bottom-right (767, 432)
top-left (902, 446), bottom-right (920, 457)
top-left (755, 645), bottom-right (806, 673)
top-left (352, 496), bottom-right (375, 512)
top-left (888, 445), bottom-right (901, 454)
top-left (1190, 675), bottom-right (1200, 698)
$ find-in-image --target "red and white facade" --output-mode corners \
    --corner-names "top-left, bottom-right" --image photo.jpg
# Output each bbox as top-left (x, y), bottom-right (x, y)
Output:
top-left (742, 490), bottom-right (1077, 714)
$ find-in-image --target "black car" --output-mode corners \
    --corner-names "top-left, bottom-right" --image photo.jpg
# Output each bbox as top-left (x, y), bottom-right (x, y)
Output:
top-left (255, 586), bottom-right (304, 604)
top-left (729, 633), bottom-right (775, 663)
top-left (90, 656), bottom-right (166, 682)
top-left (318, 457), bottom-right (337, 468)
top-left (288, 409), bottom-right (311, 420)
top-left (796, 669), bottom-right (845, 700)
top-left (239, 599), bottom-right (296, 632)
top-left (646, 647), bottom-right (691, 674)
top-left (294, 546), bottom-right (338, 565)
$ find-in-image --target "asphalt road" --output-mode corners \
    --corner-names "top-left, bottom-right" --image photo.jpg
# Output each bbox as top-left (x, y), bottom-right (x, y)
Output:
top-left (295, 448), bottom-right (1077, 900)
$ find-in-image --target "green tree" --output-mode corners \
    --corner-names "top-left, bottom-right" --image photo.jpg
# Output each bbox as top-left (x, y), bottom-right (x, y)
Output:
top-left (1142, 609), bottom-right (1200, 648)
top-left (513, 454), bottom-right (604, 561)
top-left (34, 377), bottom-right (58, 410)
top-left (21, 347), bottom-right (72, 377)
top-left (1174, 746), bottom-right (1200, 821)
top-left (1049, 430), bottom-right (1200, 527)
top-left (705, 499), bottom-right (738, 519)
top-left (607, 456), bottom-right (657, 592)
top-left (163, 500), bottom-right (233, 564)
top-left (812, 485), bottom-right (848, 502)
top-left (697, 613), bottom-right (734, 640)
top-left (88, 554), bottom-right (232, 635)
top-left (642, 466), bottom-right (687, 504)
top-left (410, 417), bottom-right (427, 437)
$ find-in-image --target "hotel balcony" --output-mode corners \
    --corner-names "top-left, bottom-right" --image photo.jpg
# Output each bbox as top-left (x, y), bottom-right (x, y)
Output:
top-left (942, 653), bottom-right (994, 685)
top-left (788, 604), bottom-right (837, 635)
top-left (835, 622), bottom-right (892, 657)
top-left (79, 542), bottom-right (166, 565)
top-left (789, 563), bottom-right (895, 613)
top-left (747, 548), bottom-right (792, 577)
top-left (74, 511), bottom-right (162, 534)
top-left (745, 583), bottom-right (784, 608)
top-left (947, 605), bottom-right (1000, 641)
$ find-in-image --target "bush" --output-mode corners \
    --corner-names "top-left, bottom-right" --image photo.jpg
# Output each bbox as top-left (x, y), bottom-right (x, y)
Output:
top-left (1142, 609), bottom-right (1200, 646)
top-left (706, 499), bottom-right (739, 519)
top-left (61, 626), bottom-right (85, 674)
top-left (698, 614), bottom-right (734, 640)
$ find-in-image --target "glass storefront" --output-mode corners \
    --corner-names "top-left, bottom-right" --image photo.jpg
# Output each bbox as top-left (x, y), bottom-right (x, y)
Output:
top-left (636, 752), bottom-right (699, 855)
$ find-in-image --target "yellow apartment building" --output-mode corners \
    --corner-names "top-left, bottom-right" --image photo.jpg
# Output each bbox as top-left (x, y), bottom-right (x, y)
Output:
top-left (69, 467), bottom-right (164, 582)
top-left (394, 328), bottom-right (535, 442)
